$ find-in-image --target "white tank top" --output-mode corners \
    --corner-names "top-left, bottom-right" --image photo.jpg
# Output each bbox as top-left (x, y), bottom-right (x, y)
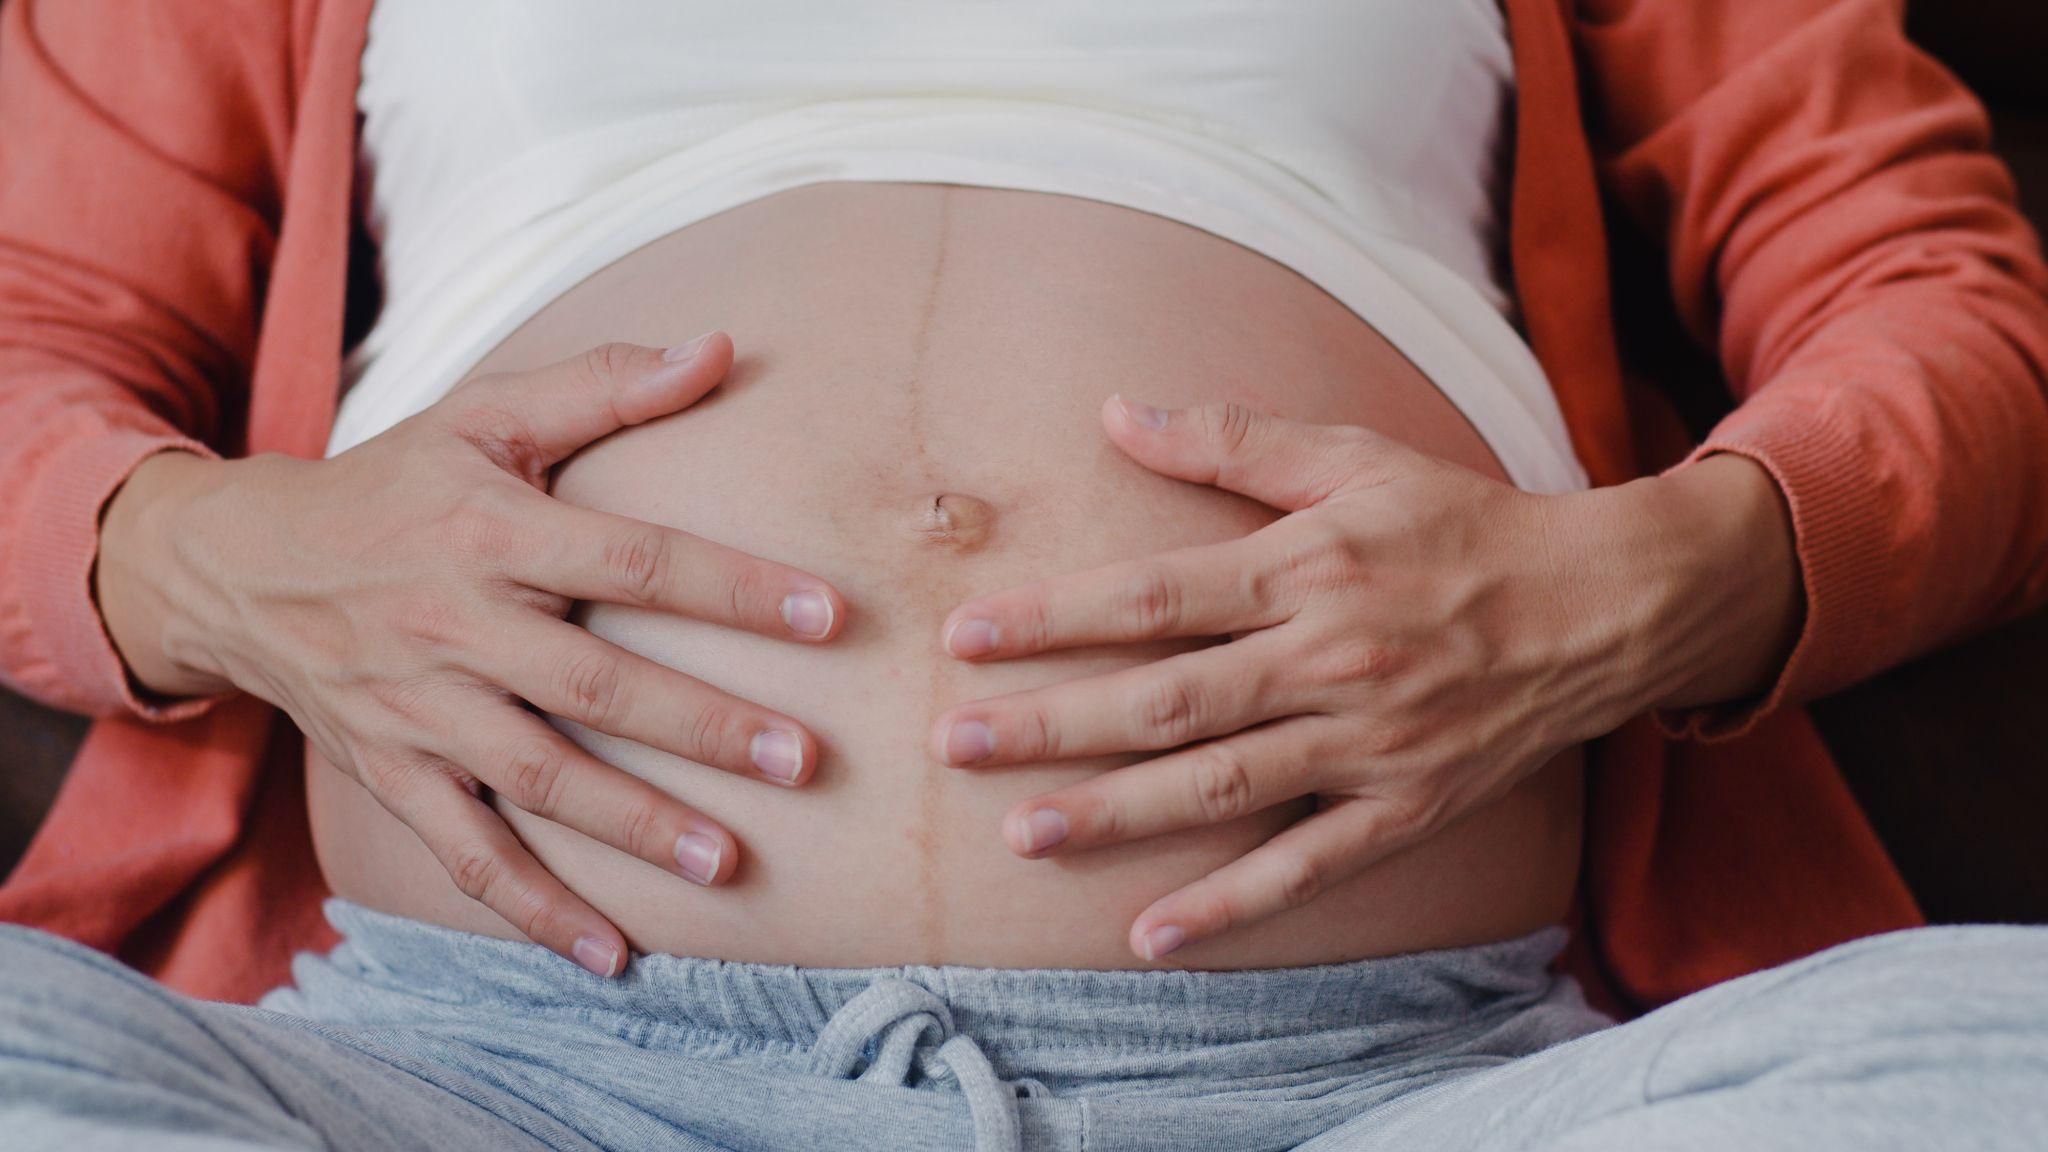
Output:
top-left (334, 1), bottom-right (1587, 493)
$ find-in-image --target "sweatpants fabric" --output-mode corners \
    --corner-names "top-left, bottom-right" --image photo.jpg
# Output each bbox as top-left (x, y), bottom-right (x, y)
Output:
top-left (1, 900), bottom-right (2045, 1150)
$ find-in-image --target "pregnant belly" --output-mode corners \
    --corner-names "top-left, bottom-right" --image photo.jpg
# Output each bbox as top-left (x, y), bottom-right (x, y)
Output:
top-left (308, 183), bottom-right (1583, 970)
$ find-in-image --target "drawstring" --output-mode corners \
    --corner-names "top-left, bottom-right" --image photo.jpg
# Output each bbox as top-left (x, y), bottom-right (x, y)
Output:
top-left (809, 977), bottom-right (1024, 1152)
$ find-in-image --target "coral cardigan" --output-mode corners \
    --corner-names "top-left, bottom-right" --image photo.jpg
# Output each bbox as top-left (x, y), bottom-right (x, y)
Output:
top-left (4, 0), bottom-right (2046, 1009)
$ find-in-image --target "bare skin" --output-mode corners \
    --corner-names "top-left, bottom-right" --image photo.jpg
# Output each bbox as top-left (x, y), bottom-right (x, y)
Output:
top-left (306, 183), bottom-right (1589, 969)
top-left (103, 182), bottom-right (1790, 974)
top-left (100, 334), bottom-right (853, 976)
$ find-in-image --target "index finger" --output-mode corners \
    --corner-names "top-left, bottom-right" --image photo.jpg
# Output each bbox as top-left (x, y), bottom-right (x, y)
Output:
top-left (940, 535), bottom-right (1287, 660)
top-left (505, 501), bottom-right (845, 642)
top-left (444, 335), bottom-right (734, 480)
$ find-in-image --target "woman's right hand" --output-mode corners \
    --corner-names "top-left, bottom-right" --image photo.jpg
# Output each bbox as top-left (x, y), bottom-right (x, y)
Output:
top-left (94, 333), bottom-right (845, 976)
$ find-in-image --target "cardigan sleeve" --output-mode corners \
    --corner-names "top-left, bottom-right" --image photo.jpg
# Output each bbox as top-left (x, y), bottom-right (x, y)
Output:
top-left (1574, 0), bottom-right (2048, 739)
top-left (0, 0), bottom-right (296, 718)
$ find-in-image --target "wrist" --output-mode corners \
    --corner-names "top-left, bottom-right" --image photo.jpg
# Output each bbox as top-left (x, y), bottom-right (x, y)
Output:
top-left (1622, 452), bottom-right (1804, 713)
top-left (96, 450), bottom-right (240, 699)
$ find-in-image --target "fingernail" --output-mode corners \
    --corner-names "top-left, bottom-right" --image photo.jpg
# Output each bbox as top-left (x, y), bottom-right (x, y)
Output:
top-left (572, 937), bottom-right (620, 977)
top-left (1140, 924), bottom-right (1186, 961)
top-left (945, 720), bottom-right (994, 764)
top-left (750, 729), bottom-right (804, 783)
top-left (1117, 394), bottom-right (1169, 430)
top-left (662, 331), bottom-right (713, 362)
top-left (675, 832), bottom-right (722, 885)
top-left (780, 590), bottom-right (834, 639)
top-left (1015, 808), bottom-right (1068, 854)
top-left (945, 618), bottom-right (998, 658)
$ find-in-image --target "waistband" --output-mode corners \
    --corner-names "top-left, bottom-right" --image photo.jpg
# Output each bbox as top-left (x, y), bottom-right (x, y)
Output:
top-left (300, 900), bottom-right (1572, 1054)
top-left (278, 902), bottom-right (1594, 1152)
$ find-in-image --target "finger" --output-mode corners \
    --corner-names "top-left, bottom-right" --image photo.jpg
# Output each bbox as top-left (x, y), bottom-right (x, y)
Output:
top-left (443, 334), bottom-right (736, 482)
top-left (1102, 394), bottom-right (1399, 512)
top-left (372, 754), bottom-right (630, 977)
top-left (486, 617), bottom-right (819, 785)
top-left (1127, 796), bottom-right (1423, 961)
top-left (940, 534), bottom-right (1286, 661)
top-left (504, 502), bottom-right (844, 641)
top-left (996, 717), bottom-right (1343, 857)
top-left (932, 629), bottom-right (1296, 767)
top-left (444, 706), bottom-right (739, 887)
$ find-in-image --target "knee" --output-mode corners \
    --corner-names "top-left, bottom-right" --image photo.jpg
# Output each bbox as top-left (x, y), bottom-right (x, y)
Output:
top-left (0, 923), bottom-right (133, 1005)
top-left (0, 924), bottom-right (192, 1069)
top-left (0, 921), bottom-right (146, 992)
top-left (1646, 926), bottom-right (2048, 1096)
top-left (1786, 925), bottom-right (2048, 1020)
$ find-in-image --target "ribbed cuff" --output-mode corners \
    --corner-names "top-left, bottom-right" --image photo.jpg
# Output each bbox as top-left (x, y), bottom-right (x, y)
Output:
top-left (20, 428), bottom-right (228, 721)
top-left (1654, 399), bottom-right (1895, 742)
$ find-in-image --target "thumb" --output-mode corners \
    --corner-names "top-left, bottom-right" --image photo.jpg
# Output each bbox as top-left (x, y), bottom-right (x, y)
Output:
top-left (1101, 394), bottom-right (1384, 511)
top-left (448, 333), bottom-right (735, 477)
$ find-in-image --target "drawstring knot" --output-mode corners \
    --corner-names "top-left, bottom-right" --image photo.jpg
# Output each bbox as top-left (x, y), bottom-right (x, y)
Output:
top-left (809, 977), bottom-right (1024, 1152)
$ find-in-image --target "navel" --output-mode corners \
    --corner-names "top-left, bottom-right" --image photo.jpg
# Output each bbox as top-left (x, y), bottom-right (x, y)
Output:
top-left (912, 493), bottom-right (996, 552)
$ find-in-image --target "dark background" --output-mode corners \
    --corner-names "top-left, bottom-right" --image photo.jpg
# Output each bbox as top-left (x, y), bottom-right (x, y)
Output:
top-left (4, 2), bottom-right (2047, 924)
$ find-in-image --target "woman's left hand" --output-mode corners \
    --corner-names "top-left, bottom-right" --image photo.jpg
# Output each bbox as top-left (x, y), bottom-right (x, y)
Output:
top-left (930, 395), bottom-right (1800, 961)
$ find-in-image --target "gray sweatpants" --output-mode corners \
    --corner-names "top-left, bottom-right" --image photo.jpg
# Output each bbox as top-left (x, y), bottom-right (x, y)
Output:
top-left (1, 900), bottom-right (2044, 1151)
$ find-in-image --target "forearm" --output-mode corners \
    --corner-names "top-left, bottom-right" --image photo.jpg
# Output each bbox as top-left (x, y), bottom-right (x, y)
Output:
top-left (1582, 0), bottom-right (2048, 723)
top-left (0, 361), bottom-right (226, 717)
top-left (0, 0), bottom-right (299, 716)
